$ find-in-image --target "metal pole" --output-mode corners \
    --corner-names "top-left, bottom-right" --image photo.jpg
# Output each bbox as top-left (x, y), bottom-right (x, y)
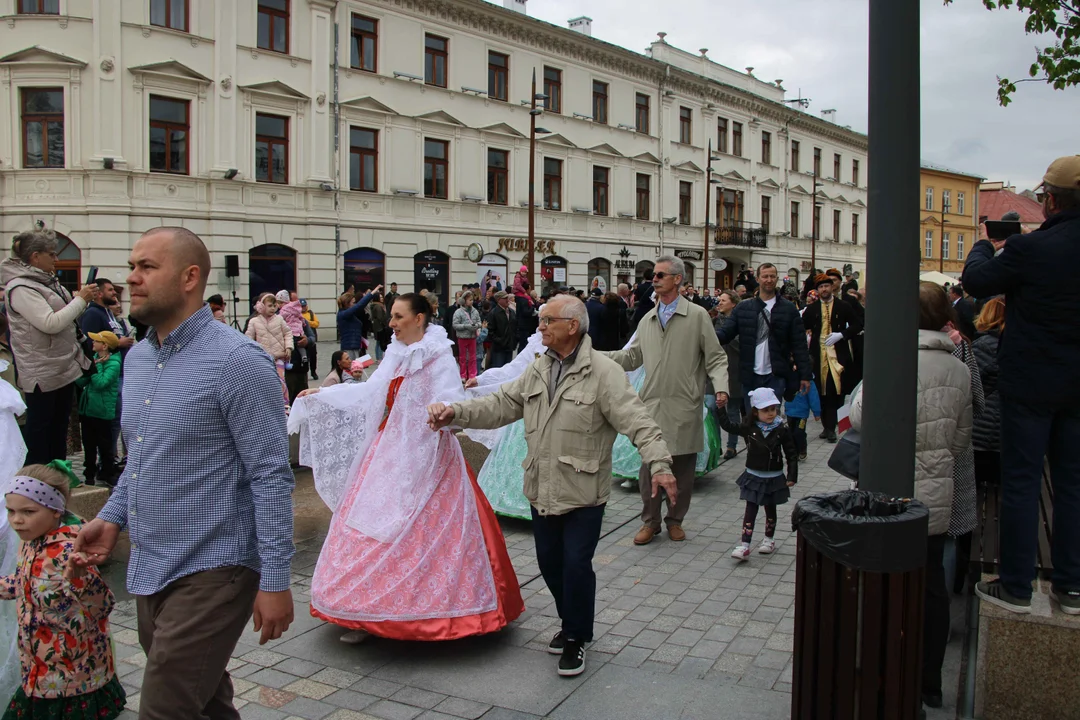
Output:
top-left (703, 140), bottom-right (712, 293)
top-left (811, 180), bottom-right (818, 274)
top-left (527, 68), bottom-right (537, 291)
top-left (938, 201), bottom-right (948, 273)
top-left (862, 0), bottom-right (920, 496)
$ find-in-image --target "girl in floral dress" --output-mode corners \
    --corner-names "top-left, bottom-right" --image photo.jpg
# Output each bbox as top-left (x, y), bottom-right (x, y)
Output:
top-left (1, 463), bottom-right (125, 719)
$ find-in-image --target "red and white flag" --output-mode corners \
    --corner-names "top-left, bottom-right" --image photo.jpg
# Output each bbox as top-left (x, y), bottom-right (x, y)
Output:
top-left (353, 354), bottom-right (375, 369)
top-left (837, 403), bottom-right (852, 434)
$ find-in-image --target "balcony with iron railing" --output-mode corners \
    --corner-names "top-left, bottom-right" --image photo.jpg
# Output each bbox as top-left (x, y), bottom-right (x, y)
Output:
top-left (713, 221), bottom-right (768, 248)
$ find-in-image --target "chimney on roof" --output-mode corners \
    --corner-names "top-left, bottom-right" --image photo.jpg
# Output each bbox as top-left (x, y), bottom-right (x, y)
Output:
top-left (504, 0), bottom-right (527, 14)
top-left (568, 16), bottom-right (592, 36)
top-left (821, 108), bottom-right (837, 123)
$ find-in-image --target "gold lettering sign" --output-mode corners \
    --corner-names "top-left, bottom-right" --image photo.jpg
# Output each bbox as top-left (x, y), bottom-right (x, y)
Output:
top-left (496, 238), bottom-right (557, 255)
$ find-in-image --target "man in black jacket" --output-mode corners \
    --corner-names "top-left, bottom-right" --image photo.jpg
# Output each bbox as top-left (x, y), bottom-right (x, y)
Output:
top-left (949, 285), bottom-right (977, 340)
top-left (803, 274), bottom-right (863, 442)
top-left (717, 263), bottom-right (811, 412)
top-left (486, 291), bottom-right (517, 368)
top-left (963, 155), bottom-right (1080, 616)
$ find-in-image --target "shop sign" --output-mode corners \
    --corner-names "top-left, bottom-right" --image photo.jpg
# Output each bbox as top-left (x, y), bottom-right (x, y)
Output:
top-left (675, 249), bottom-right (704, 262)
top-left (497, 237), bottom-right (556, 254)
top-left (614, 246), bottom-right (635, 270)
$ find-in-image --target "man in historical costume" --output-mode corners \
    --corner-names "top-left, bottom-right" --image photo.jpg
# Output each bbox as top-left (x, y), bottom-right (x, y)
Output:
top-left (427, 295), bottom-right (675, 678)
top-left (803, 273), bottom-right (863, 443)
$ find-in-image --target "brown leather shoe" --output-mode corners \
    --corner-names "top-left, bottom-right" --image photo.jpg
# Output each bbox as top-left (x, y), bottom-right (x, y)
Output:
top-left (668, 525), bottom-right (686, 542)
top-left (633, 526), bottom-right (659, 545)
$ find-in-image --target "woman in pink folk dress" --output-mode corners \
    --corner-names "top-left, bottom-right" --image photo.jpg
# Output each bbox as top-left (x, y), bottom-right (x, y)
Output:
top-left (289, 293), bottom-right (523, 642)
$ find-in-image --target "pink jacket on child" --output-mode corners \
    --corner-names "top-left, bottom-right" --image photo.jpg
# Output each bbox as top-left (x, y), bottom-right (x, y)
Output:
top-left (278, 300), bottom-right (305, 337)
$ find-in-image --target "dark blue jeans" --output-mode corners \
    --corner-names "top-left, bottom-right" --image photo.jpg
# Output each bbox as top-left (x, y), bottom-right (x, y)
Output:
top-left (531, 504), bottom-right (606, 643)
top-left (743, 373), bottom-right (786, 414)
top-left (488, 349), bottom-right (513, 369)
top-left (999, 396), bottom-right (1080, 598)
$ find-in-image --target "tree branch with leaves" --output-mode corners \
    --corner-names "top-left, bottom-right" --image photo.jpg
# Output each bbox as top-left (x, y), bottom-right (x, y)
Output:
top-left (945, 0), bottom-right (1079, 105)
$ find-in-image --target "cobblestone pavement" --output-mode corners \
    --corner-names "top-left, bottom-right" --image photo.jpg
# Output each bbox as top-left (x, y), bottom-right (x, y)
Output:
top-left (91, 399), bottom-right (961, 719)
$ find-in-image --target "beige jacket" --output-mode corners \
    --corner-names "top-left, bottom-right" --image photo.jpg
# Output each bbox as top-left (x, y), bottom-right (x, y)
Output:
top-left (246, 313), bottom-right (293, 361)
top-left (850, 330), bottom-right (972, 536)
top-left (452, 335), bottom-right (673, 517)
top-left (606, 296), bottom-right (729, 456)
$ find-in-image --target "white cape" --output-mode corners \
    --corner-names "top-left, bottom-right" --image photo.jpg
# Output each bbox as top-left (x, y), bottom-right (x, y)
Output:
top-left (0, 365), bottom-right (25, 706)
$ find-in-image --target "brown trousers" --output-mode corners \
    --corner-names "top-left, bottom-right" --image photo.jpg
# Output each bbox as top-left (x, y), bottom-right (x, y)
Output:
top-left (137, 566), bottom-right (260, 720)
top-left (638, 453), bottom-right (698, 529)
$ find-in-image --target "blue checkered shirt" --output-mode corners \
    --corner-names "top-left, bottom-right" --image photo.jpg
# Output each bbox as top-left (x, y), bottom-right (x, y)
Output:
top-left (99, 305), bottom-right (295, 595)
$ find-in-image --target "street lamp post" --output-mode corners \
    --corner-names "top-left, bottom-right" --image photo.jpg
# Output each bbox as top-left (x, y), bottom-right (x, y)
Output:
top-left (811, 176), bottom-right (824, 275)
top-left (526, 68), bottom-right (549, 292)
top-left (938, 199), bottom-right (951, 273)
top-left (703, 140), bottom-right (712, 293)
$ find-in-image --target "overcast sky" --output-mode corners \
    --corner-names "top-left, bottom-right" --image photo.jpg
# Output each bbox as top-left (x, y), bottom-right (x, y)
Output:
top-left (508, 0), bottom-right (1078, 190)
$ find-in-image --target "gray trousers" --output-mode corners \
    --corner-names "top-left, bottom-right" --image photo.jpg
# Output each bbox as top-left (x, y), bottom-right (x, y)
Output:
top-left (638, 453), bottom-right (698, 529)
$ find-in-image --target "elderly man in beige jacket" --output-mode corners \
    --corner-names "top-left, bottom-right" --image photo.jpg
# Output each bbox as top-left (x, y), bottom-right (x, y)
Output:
top-left (427, 295), bottom-right (674, 679)
top-left (606, 255), bottom-right (730, 546)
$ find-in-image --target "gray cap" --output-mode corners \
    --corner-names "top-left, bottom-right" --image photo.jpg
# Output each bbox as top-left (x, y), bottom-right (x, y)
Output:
top-left (1001, 210), bottom-right (1021, 221)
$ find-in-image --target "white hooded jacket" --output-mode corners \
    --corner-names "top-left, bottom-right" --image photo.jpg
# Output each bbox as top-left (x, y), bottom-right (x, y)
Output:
top-left (850, 330), bottom-right (972, 535)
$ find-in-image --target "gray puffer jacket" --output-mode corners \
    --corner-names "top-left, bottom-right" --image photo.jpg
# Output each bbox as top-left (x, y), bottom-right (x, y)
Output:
top-left (971, 332), bottom-right (1000, 452)
top-left (850, 330), bottom-right (973, 535)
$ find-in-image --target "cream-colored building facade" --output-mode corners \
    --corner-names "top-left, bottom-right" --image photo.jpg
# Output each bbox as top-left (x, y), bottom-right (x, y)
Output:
top-left (0, 0), bottom-right (868, 329)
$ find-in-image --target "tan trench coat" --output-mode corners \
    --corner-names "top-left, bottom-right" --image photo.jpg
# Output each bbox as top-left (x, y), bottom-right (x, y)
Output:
top-left (451, 335), bottom-right (673, 517)
top-left (606, 296), bottom-right (729, 456)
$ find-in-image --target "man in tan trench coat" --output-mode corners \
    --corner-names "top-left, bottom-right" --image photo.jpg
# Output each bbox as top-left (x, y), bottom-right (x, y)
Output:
top-left (426, 295), bottom-right (675, 679)
top-left (606, 255), bottom-right (730, 545)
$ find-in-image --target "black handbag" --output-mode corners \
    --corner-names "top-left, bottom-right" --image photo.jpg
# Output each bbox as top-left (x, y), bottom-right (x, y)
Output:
top-left (827, 429), bottom-right (861, 481)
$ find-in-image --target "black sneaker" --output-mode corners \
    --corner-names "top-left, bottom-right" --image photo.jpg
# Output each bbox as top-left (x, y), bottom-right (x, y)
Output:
top-left (1051, 587), bottom-right (1080, 615)
top-left (311, 372), bottom-right (319, 380)
top-left (818, 429), bottom-right (829, 439)
top-left (546, 630), bottom-right (564, 655)
top-left (825, 430), bottom-right (838, 444)
top-left (975, 579), bottom-right (1031, 614)
top-left (558, 640), bottom-right (585, 677)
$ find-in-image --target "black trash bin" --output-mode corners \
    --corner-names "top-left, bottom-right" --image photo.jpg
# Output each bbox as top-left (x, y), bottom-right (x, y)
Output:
top-left (790, 490), bottom-right (929, 720)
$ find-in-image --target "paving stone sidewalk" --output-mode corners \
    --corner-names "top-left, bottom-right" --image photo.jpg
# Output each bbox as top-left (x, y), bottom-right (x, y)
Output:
top-left (99, 418), bottom-right (959, 720)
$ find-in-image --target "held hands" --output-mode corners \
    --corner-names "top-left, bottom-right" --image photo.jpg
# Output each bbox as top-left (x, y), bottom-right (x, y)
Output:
top-left (715, 392), bottom-right (729, 408)
top-left (65, 519), bottom-right (121, 580)
top-left (252, 589), bottom-right (294, 645)
top-left (799, 380), bottom-right (811, 395)
top-left (426, 402), bottom-right (456, 431)
top-left (464, 378), bottom-right (479, 389)
top-left (296, 388), bottom-right (320, 399)
top-left (651, 473), bottom-right (678, 505)
top-left (824, 332), bottom-right (845, 347)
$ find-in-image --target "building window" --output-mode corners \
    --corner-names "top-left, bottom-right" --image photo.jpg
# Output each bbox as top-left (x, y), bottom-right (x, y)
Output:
top-left (543, 158), bottom-right (562, 210)
top-left (18, 0), bottom-right (59, 13)
top-left (255, 113), bottom-right (288, 184)
top-left (761, 131), bottom-right (772, 165)
top-left (257, 0), bottom-right (289, 54)
top-left (958, 192), bottom-right (966, 216)
top-left (852, 158), bottom-right (860, 186)
top-left (790, 201), bottom-right (801, 236)
top-left (720, 189), bottom-right (744, 225)
top-left (790, 140), bottom-right (800, 172)
top-left (423, 139), bottom-right (449, 199)
top-left (21, 88), bottom-right (64, 168)
top-left (593, 166), bottom-right (610, 215)
top-left (925, 187), bottom-right (934, 211)
top-left (679, 181), bottom-right (692, 225)
top-left (635, 93), bottom-right (650, 134)
top-left (425, 35), bottom-right (448, 88)
top-left (925, 230), bottom-right (933, 258)
top-left (150, 0), bottom-right (188, 31)
top-left (852, 213), bottom-right (859, 244)
top-left (958, 234), bottom-right (965, 260)
top-left (813, 147), bottom-right (822, 177)
top-left (833, 153), bottom-right (841, 180)
top-left (732, 122), bottom-right (743, 157)
top-left (832, 209), bottom-right (841, 241)
top-left (488, 51), bottom-right (508, 101)
top-left (349, 127), bottom-right (378, 192)
top-left (636, 174), bottom-right (650, 220)
top-left (592, 81), bottom-right (608, 124)
top-left (943, 189), bottom-right (951, 211)
top-left (487, 148), bottom-right (508, 206)
top-left (813, 204), bottom-right (821, 238)
top-left (351, 14), bottom-right (377, 72)
top-left (149, 96), bottom-right (189, 175)
top-left (943, 232), bottom-right (950, 260)
top-left (679, 107), bottom-right (692, 144)
top-left (543, 67), bottom-right (562, 114)
top-left (761, 196), bottom-right (771, 234)
top-left (717, 118), bottom-right (728, 154)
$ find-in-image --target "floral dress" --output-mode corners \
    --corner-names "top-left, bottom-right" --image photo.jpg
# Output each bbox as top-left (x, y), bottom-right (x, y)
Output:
top-left (0, 519), bottom-right (125, 719)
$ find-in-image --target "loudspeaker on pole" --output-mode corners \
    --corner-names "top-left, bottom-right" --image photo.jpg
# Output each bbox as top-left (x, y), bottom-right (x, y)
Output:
top-left (225, 255), bottom-right (240, 277)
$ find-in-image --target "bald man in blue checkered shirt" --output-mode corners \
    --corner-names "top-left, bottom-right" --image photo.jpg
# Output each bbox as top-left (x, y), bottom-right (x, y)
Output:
top-left (70, 227), bottom-right (295, 720)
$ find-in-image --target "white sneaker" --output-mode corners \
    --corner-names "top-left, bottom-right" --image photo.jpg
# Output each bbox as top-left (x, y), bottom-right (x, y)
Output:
top-left (758, 538), bottom-right (776, 555)
top-left (620, 479), bottom-right (638, 491)
top-left (731, 543), bottom-right (751, 561)
top-left (339, 630), bottom-right (370, 645)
